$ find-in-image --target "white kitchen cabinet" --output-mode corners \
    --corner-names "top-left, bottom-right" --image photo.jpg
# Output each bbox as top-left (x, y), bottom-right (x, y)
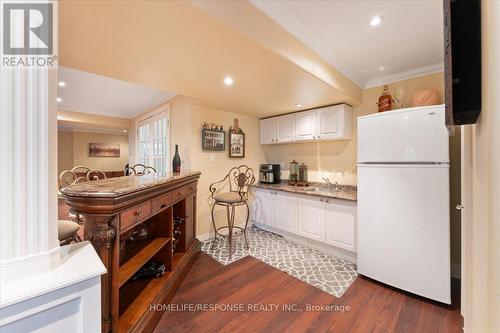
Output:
top-left (293, 110), bottom-right (317, 141)
top-left (274, 191), bottom-right (298, 233)
top-left (325, 199), bottom-right (356, 252)
top-left (259, 118), bottom-right (275, 144)
top-left (275, 114), bottom-right (295, 143)
top-left (260, 114), bottom-right (295, 144)
top-left (260, 104), bottom-right (352, 144)
top-left (250, 187), bottom-right (275, 227)
top-left (316, 105), bottom-right (352, 140)
top-left (251, 187), bottom-right (357, 254)
top-left (257, 188), bottom-right (275, 227)
top-left (297, 195), bottom-right (326, 242)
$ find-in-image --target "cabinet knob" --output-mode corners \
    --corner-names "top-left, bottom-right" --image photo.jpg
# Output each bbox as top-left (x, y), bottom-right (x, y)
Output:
top-left (456, 204), bottom-right (464, 210)
top-left (320, 199), bottom-right (323, 202)
top-left (135, 211), bottom-right (142, 216)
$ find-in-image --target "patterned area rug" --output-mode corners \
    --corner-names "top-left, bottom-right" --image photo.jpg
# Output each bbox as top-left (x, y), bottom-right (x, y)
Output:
top-left (201, 226), bottom-right (358, 298)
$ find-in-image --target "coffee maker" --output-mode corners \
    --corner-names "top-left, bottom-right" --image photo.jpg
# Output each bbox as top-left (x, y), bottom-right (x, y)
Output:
top-left (259, 164), bottom-right (281, 184)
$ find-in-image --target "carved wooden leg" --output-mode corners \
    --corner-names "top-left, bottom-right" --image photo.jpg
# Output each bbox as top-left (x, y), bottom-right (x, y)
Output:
top-left (82, 215), bottom-right (117, 333)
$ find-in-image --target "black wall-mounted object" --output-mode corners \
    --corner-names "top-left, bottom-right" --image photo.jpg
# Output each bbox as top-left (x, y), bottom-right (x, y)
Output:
top-left (444, 0), bottom-right (482, 126)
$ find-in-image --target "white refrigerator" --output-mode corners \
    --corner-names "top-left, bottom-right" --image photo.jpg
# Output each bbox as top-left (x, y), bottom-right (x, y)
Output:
top-left (357, 104), bottom-right (451, 304)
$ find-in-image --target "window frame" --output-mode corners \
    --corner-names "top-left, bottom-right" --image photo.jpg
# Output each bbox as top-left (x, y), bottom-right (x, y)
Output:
top-left (135, 106), bottom-right (170, 176)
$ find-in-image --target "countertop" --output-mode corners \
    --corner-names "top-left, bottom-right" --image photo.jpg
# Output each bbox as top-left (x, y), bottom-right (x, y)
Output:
top-left (60, 171), bottom-right (201, 198)
top-left (251, 181), bottom-right (357, 201)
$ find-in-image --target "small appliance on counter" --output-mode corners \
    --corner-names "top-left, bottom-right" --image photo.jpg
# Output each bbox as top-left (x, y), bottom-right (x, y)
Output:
top-left (289, 160), bottom-right (299, 182)
top-left (288, 161), bottom-right (309, 186)
top-left (259, 164), bottom-right (281, 184)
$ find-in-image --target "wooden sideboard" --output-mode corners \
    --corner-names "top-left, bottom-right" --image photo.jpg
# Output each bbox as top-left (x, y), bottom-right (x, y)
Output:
top-left (61, 172), bottom-right (201, 333)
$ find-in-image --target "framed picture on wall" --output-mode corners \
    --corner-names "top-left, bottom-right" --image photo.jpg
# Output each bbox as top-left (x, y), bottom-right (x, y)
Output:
top-left (202, 129), bottom-right (225, 151)
top-left (89, 143), bottom-right (120, 157)
top-left (229, 131), bottom-right (245, 158)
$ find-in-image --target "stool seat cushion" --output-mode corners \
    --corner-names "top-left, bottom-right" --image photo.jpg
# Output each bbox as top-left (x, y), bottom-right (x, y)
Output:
top-left (58, 219), bottom-right (80, 240)
top-left (213, 192), bottom-right (246, 203)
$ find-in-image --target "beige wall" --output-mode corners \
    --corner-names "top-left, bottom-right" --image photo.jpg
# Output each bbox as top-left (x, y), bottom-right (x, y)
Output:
top-left (132, 96), bottom-right (266, 237)
top-left (189, 104), bottom-right (266, 237)
top-left (57, 130), bottom-right (74, 175)
top-left (262, 72), bottom-right (446, 185)
top-left (462, 2), bottom-right (500, 331)
top-left (57, 130), bottom-right (130, 172)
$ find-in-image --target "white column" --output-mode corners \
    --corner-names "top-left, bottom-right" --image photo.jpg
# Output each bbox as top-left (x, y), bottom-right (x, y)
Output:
top-left (0, 66), bottom-right (59, 272)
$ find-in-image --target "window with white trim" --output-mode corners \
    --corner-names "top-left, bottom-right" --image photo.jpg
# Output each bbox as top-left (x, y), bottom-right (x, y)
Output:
top-left (136, 111), bottom-right (170, 176)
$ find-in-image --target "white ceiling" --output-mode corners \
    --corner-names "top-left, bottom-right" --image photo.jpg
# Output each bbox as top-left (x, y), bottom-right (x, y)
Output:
top-left (58, 67), bottom-right (175, 118)
top-left (251, 0), bottom-right (444, 88)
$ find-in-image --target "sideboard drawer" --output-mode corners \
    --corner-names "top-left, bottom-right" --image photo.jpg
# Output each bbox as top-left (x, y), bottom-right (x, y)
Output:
top-left (179, 183), bottom-right (196, 198)
top-left (120, 202), bottom-right (151, 231)
top-left (151, 192), bottom-right (177, 214)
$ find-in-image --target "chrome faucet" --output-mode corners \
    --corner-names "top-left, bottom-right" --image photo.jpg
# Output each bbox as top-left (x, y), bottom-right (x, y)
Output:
top-left (322, 177), bottom-right (340, 191)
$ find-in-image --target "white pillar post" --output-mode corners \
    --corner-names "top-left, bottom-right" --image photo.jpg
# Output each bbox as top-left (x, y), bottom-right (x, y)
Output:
top-left (0, 66), bottom-right (59, 274)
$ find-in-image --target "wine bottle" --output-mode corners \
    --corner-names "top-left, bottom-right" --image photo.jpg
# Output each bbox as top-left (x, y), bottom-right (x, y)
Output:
top-left (172, 144), bottom-right (181, 173)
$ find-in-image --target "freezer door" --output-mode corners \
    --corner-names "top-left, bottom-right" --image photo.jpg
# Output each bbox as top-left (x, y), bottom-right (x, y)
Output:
top-left (357, 164), bottom-right (451, 304)
top-left (358, 105), bottom-right (449, 163)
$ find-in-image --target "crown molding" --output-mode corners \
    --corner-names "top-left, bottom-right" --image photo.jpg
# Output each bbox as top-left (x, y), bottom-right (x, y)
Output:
top-left (249, 0), bottom-right (365, 87)
top-left (363, 62), bottom-right (444, 89)
top-left (57, 125), bottom-right (129, 136)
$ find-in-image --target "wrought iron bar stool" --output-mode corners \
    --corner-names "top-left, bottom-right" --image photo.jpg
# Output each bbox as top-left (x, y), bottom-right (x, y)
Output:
top-left (209, 165), bottom-right (255, 258)
top-left (125, 163), bottom-right (157, 176)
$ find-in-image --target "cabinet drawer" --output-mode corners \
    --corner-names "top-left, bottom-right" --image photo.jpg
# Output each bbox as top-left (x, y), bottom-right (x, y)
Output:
top-left (120, 202), bottom-right (151, 231)
top-left (178, 183), bottom-right (196, 197)
top-left (150, 184), bottom-right (196, 214)
top-left (151, 192), bottom-right (177, 214)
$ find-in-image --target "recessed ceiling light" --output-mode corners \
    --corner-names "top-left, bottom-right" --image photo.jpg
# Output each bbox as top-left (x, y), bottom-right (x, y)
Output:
top-left (295, 104), bottom-right (303, 108)
top-left (223, 76), bottom-right (234, 86)
top-left (58, 81), bottom-right (66, 87)
top-left (56, 97), bottom-right (62, 103)
top-left (123, 130), bottom-right (128, 133)
top-left (370, 16), bottom-right (382, 26)
top-left (378, 66), bottom-right (385, 71)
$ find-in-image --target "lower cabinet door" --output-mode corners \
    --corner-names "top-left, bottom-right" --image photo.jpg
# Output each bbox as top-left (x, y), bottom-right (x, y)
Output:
top-left (325, 199), bottom-right (356, 252)
top-left (250, 188), bottom-right (274, 227)
top-left (274, 191), bottom-right (298, 233)
top-left (297, 195), bottom-right (325, 241)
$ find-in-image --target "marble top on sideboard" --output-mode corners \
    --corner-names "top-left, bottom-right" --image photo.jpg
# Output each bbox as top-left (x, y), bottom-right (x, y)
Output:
top-left (251, 181), bottom-right (357, 201)
top-left (60, 171), bottom-right (201, 198)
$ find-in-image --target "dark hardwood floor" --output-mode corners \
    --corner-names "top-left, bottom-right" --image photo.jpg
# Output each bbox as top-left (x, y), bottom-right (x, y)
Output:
top-left (153, 253), bottom-right (462, 333)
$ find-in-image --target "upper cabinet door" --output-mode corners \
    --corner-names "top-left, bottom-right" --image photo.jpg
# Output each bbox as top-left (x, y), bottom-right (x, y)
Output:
top-left (260, 118), bottom-right (275, 144)
top-left (317, 105), bottom-right (352, 140)
top-left (294, 110), bottom-right (317, 141)
top-left (275, 114), bottom-right (294, 143)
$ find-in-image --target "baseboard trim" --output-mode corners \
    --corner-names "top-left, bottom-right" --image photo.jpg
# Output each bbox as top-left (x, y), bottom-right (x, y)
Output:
top-left (252, 222), bottom-right (357, 263)
top-left (197, 223), bottom-right (249, 242)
